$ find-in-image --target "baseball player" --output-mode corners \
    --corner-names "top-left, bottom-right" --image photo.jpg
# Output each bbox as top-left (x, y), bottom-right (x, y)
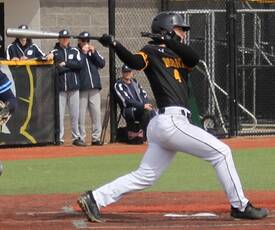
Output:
top-left (0, 35), bottom-right (17, 174)
top-left (77, 12), bottom-right (268, 222)
top-left (6, 24), bottom-right (45, 60)
top-left (76, 31), bottom-right (106, 146)
top-left (48, 29), bottom-right (85, 146)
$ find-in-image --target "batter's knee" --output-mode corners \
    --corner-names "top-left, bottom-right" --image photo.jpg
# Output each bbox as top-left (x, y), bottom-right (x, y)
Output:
top-left (131, 168), bottom-right (159, 187)
top-left (210, 143), bottom-right (233, 166)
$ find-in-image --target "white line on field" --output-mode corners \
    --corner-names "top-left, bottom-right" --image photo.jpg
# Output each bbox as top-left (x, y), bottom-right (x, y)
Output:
top-left (164, 212), bottom-right (218, 218)
top-left (76, 222), bottom-right (275, 229)
top-left (16, 206), bottom-right (78, 216)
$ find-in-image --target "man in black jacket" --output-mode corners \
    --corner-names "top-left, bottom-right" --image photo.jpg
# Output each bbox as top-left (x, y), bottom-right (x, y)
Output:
top-left (6, 24), bottom-right (45, 60)
top-left (76, 31), bottom-right (105, 146)
top-left (48, 29), bottom-right (85, 146)
top-left (115, 64), bottom-right (155, 144)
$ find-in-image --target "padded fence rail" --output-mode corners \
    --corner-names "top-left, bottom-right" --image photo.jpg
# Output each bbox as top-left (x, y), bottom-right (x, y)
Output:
top-left (0, 60), bottom-right (57, 146)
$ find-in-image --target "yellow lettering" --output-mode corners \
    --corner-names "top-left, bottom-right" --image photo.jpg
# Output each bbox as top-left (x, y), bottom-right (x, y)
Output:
top-left (173, 69), bottom-right (182, 83)
top-left (162, 57), bottom-right (185, 68)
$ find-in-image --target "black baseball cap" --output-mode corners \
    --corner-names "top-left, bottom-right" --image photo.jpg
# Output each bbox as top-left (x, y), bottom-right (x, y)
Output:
top-left (75, 31), bottom-right (91, 41)
top-left (122, 64), bottom-right (133, 72)
top-left (18, 24), bottom-right (28, 30)
top-left (59, 29), bottom-right (71, 38)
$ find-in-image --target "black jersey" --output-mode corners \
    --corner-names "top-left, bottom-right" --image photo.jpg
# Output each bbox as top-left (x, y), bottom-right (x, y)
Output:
top-left (137, 44), bottom-right (191, 109)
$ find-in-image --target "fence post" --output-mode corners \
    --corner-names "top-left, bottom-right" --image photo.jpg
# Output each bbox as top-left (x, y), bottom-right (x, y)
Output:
top-left (108, 0), bottom-right (117, 143)
top-left (226, 0), bottom-right (238, 137)
top-left (161, 0), bottom-right (169, 11)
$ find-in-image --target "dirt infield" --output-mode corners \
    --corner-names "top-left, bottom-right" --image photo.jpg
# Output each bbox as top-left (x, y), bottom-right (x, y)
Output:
top-left (1, 137), bottom-right (275, 229)
top-left (0, 192), bottom-right (275, 230)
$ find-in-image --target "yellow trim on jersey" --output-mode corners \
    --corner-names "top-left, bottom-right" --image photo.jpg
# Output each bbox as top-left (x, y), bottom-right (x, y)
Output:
top-left (19, 65), bottom-right (37, 144)
top-left (0, 60), bottom-right (53, 66)
top-left (136, 51), bottom-right (149, 71)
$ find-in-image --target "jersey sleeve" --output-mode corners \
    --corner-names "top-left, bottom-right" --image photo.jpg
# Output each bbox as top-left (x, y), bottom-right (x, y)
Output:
top-left (135, 45), bottom-right (151, 71)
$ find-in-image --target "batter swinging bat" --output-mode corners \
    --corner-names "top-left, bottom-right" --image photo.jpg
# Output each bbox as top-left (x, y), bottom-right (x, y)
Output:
top-left (6, 28), bottom-right (101, 40)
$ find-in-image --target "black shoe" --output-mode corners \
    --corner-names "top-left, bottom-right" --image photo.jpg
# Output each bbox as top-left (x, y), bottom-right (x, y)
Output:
top-left (92, 141), bottom-right (103, 146)
top-left (55, 140), bottom-right (64, 146)
top-left (73, 138), bottom-right (86, 147)
top-left (231, 202), bottom-right (268, 219)
top-left (77, 190), bottom-right (103, 223)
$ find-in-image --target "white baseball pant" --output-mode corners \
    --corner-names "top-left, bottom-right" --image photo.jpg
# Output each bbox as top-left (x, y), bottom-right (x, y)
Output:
top-left (59, 90), bottom-right (81, 142)
top-left (93, 106), bottom-right (249, 210)
top-left (79, 89), bottom-right (102, 142)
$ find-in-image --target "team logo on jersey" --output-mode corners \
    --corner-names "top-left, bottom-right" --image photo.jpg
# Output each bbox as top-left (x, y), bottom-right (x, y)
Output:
top-left (27, 50), bottom-right (33, 55)
top-left (158, 48), bottom-right (165, 53)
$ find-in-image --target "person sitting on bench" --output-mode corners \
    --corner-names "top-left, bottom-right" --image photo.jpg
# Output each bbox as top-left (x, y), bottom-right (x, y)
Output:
top-left (114, 64), bottom-right (155, 144)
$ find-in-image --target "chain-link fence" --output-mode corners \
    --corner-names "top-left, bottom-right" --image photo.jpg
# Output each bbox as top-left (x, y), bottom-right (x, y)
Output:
top-left (114, 0), bottom-right (161, 129)
top-left (112, 0), bottom-right (275, 139)
top-left (236, 3), bottom-right (275, 135)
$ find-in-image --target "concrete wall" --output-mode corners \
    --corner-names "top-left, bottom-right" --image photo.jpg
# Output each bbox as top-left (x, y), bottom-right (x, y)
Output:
top-left (3, 0), bottom-right (41, 47)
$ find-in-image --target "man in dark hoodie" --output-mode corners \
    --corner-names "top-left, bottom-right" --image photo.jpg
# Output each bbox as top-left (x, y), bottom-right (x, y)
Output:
top-left (114, 64), bottom-right (155, 144)
top-left (76, 31), bottom-right (105, 146)
top-left (6, 24), bottom-right (45, 60)
top-left (48, 29), bottom-right (85, 146)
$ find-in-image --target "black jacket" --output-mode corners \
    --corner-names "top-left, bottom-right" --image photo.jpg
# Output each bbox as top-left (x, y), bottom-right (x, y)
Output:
top-left (51, 43), bottom-right (82, 91)
top-left (114, 78), bottom-right (149, 111)
top-left (79, 50), bottom-right (105, 91)
top-left (6, 39), bottom-right (45, 60)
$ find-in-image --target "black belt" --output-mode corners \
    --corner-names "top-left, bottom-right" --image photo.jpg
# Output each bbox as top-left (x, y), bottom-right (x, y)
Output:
top-left (159, 107), bottom-right (191, 118)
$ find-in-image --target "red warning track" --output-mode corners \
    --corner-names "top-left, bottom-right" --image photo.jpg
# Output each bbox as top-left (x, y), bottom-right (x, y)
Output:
top-left (1, 136), bottom-right (275, 161)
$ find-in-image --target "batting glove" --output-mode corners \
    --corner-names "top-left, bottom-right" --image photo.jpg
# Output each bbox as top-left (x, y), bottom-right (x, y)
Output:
top-left (99, 34), bottom-right (116, 48)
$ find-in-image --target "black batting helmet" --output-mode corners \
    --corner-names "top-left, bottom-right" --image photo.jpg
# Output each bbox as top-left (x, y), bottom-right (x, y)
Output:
top-left (151, 11), bottom-right (190, 34)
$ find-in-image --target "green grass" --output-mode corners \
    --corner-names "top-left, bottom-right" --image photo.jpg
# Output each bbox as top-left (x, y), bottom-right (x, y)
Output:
top-left (1, 148), bottom-right (275, 195)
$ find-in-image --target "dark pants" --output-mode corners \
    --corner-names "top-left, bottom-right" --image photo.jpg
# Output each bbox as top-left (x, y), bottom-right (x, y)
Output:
top-left (124, 107), bottom-right (156, 144)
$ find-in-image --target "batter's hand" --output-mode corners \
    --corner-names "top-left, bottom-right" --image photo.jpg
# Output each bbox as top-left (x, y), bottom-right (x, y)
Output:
top-left (99, 34), bottom-right (116, 48)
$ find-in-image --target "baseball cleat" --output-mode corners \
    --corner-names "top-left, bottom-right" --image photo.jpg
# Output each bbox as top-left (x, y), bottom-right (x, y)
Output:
top-left (77, 190), bottom-right (103, 223)
top-left (231, 202), bottom-right (268, 219)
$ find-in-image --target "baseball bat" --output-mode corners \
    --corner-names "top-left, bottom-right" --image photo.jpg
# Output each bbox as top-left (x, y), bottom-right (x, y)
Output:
top-left (6, 28), bottom-right (101, 40)
top-left (100, 94), bottom-right (110, 145)
top-left (6, 28), bottom-right (60, 39)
